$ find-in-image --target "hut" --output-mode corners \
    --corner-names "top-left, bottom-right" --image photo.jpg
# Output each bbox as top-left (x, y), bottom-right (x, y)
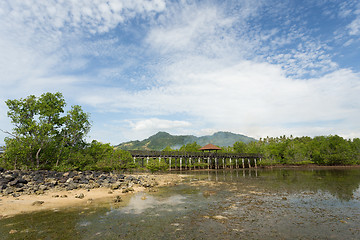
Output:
top-left (199, 143), bottom-right (221, 152)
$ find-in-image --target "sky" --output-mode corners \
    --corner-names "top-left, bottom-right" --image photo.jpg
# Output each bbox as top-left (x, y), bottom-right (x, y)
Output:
top-left (0, 0), bottom-right (360, 145)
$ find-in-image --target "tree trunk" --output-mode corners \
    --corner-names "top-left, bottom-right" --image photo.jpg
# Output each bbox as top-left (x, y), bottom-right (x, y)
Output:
top-left (56, 147), bottom-right (63, 167)
top-left (36, 147), bottom-right (42, 169)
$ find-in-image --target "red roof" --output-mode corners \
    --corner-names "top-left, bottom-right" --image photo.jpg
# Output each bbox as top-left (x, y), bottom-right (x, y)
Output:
top-left (199, 143), bottom-right (222, 151)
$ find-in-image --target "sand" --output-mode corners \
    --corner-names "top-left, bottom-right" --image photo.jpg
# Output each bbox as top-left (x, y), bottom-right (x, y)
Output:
top-left (0, 173), bottom-right (186, 218)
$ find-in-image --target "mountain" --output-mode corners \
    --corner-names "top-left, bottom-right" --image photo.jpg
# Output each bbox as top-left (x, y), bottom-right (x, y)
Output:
top-left (115, 131), bottom-right (257, 151)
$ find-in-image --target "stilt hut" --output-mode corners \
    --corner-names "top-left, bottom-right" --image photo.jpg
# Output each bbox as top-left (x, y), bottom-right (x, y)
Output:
top-left (199, 143), bottom-right (222, 152)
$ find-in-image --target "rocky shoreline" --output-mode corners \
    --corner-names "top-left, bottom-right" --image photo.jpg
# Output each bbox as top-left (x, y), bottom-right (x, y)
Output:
top-left (0, 167), bottom-right (160, 197)
top-left (0, 168), bottom-right (186, 217)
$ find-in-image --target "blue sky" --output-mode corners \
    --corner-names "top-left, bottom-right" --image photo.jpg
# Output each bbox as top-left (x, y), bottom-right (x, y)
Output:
top-left (0, 0), bottom-right (360, 145)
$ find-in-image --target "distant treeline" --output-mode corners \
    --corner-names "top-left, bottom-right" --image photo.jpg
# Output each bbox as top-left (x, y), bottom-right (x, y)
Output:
top-left (164, 135), bottom-right (360, 166)
top-left (2, 135), bottom-right (359, 171)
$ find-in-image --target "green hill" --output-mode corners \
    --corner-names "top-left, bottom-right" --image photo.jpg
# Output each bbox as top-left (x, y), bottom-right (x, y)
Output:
top-left (116, 131), bottom-right (257, 151)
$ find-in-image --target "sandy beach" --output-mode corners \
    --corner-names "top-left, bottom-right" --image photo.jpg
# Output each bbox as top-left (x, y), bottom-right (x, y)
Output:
top-left (0, 173), bottom-right (186, 218)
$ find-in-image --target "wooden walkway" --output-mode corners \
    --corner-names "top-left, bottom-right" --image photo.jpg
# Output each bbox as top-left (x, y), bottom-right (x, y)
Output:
top-left (128, 150), bottom-right (262, 170)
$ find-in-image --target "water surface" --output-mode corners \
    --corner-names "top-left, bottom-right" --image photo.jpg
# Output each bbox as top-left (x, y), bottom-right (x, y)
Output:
top-left (1, 168), bottom-right (360, 239)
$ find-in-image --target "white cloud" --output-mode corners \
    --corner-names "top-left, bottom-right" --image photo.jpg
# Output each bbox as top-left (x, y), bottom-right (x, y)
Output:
top-left (0, 0), bottom-right (166, 34)
top-left (68, 1), bottom-right (360, 142)
top-left (348, 17), bottom-right (360, 35)
top-left (76, 55), bottom-right (360, 141)
top-left (128, 118), bottom-right (191, 131)
top-left (147, 3), bottom-right (236, 55)
top-left (1, 0), bottom-right (360, 145)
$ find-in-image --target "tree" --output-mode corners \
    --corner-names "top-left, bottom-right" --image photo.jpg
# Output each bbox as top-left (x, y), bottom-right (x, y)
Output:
top-left (179, 142), bottom-right (202, 152)
top-left (233, 141), bottom-right (247, 153)
top-left (3, 92), bottom-right (90, 169)
top-left (162, 145), bottom-right (174, 152)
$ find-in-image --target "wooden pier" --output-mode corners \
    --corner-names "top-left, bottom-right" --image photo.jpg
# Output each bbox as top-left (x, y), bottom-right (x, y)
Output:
top-left (128, 150), bottom-right (262, 170)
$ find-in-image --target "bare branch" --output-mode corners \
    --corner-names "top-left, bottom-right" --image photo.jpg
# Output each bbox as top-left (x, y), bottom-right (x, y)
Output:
top-left (0, 129), bottom-right (19, 140)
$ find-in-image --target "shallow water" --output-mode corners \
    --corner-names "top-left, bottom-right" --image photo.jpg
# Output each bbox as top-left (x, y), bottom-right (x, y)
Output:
top-left (2, 168), bottom-right (360, 239)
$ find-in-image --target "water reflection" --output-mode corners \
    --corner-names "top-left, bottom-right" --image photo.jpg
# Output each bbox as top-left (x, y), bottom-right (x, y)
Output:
top-left (183, 168), bottom-right (360, 201)
top-left (117, 194), bottom-right (186, 214)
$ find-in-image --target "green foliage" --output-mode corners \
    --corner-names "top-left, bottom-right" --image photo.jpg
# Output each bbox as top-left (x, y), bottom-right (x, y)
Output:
top-left (309, 135), bottom-right (353, 165)
top-left (233, 135), bottom-right (360, 166)
top-left (233, 141), bottom-right (247, 153)
top-left (3, 92), bottom-right (90, 169)
top-left (193, 162), bottom-right (208, 168)
top-left (179, 142), bottom-right (202, 152)
top-left (162, 145), bottom-right (175, 151)
top-left (146, 159), bottom-right (168, 173)
top-left (2, 92), bottom-right (134, 172)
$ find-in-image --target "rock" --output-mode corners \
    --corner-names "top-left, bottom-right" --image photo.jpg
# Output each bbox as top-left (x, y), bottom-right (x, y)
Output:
top-left (9, 179), bottom-right (19, 186)
top-left (0, 181), bottom-right (8, 190)
top-left (73, 176), bottom-right (81, 183)
top-left (22, 175), bottom-right (32, 182)
top-left (75, 193), bottom-right (85, 199)
top-left (35, 190), bottom-right (44, 195)
top-left (32, 201), bottom-right (44, 206)
top-left (79, 177), bottom-right (89, 184)
top-left (122, 188), bottom-right (129, 193)
top-left (0, 171), bottom-right (147, 198)
top-left (66, 183), bottom-right (77, 191)
top-left (101, 179), bottom-right (109, 185)
top-left (0, 167), bottom-right (5, 172)
top-left (110, 182), bottom-right (121, 190)
top-left (4, 188), bottom-right (14, 195)
top-left (15, 183), bottom-right (24, 189)
top-left (4, 174), bottom-right (15, 182)
top-left (99, 174), bottom-right (107, 180)
top-left (113, 196), bottom-right (122, 203)
top-left (66, 178), bottom-right (73, 183)
top-left (45, 178), bottom-right (57, 185)
top-left (58, 177), bottom-right (67, 183)
top-left (39, 185), bottom-right (48, 191)
top-left (17, 178), bottom-right (28, 184)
